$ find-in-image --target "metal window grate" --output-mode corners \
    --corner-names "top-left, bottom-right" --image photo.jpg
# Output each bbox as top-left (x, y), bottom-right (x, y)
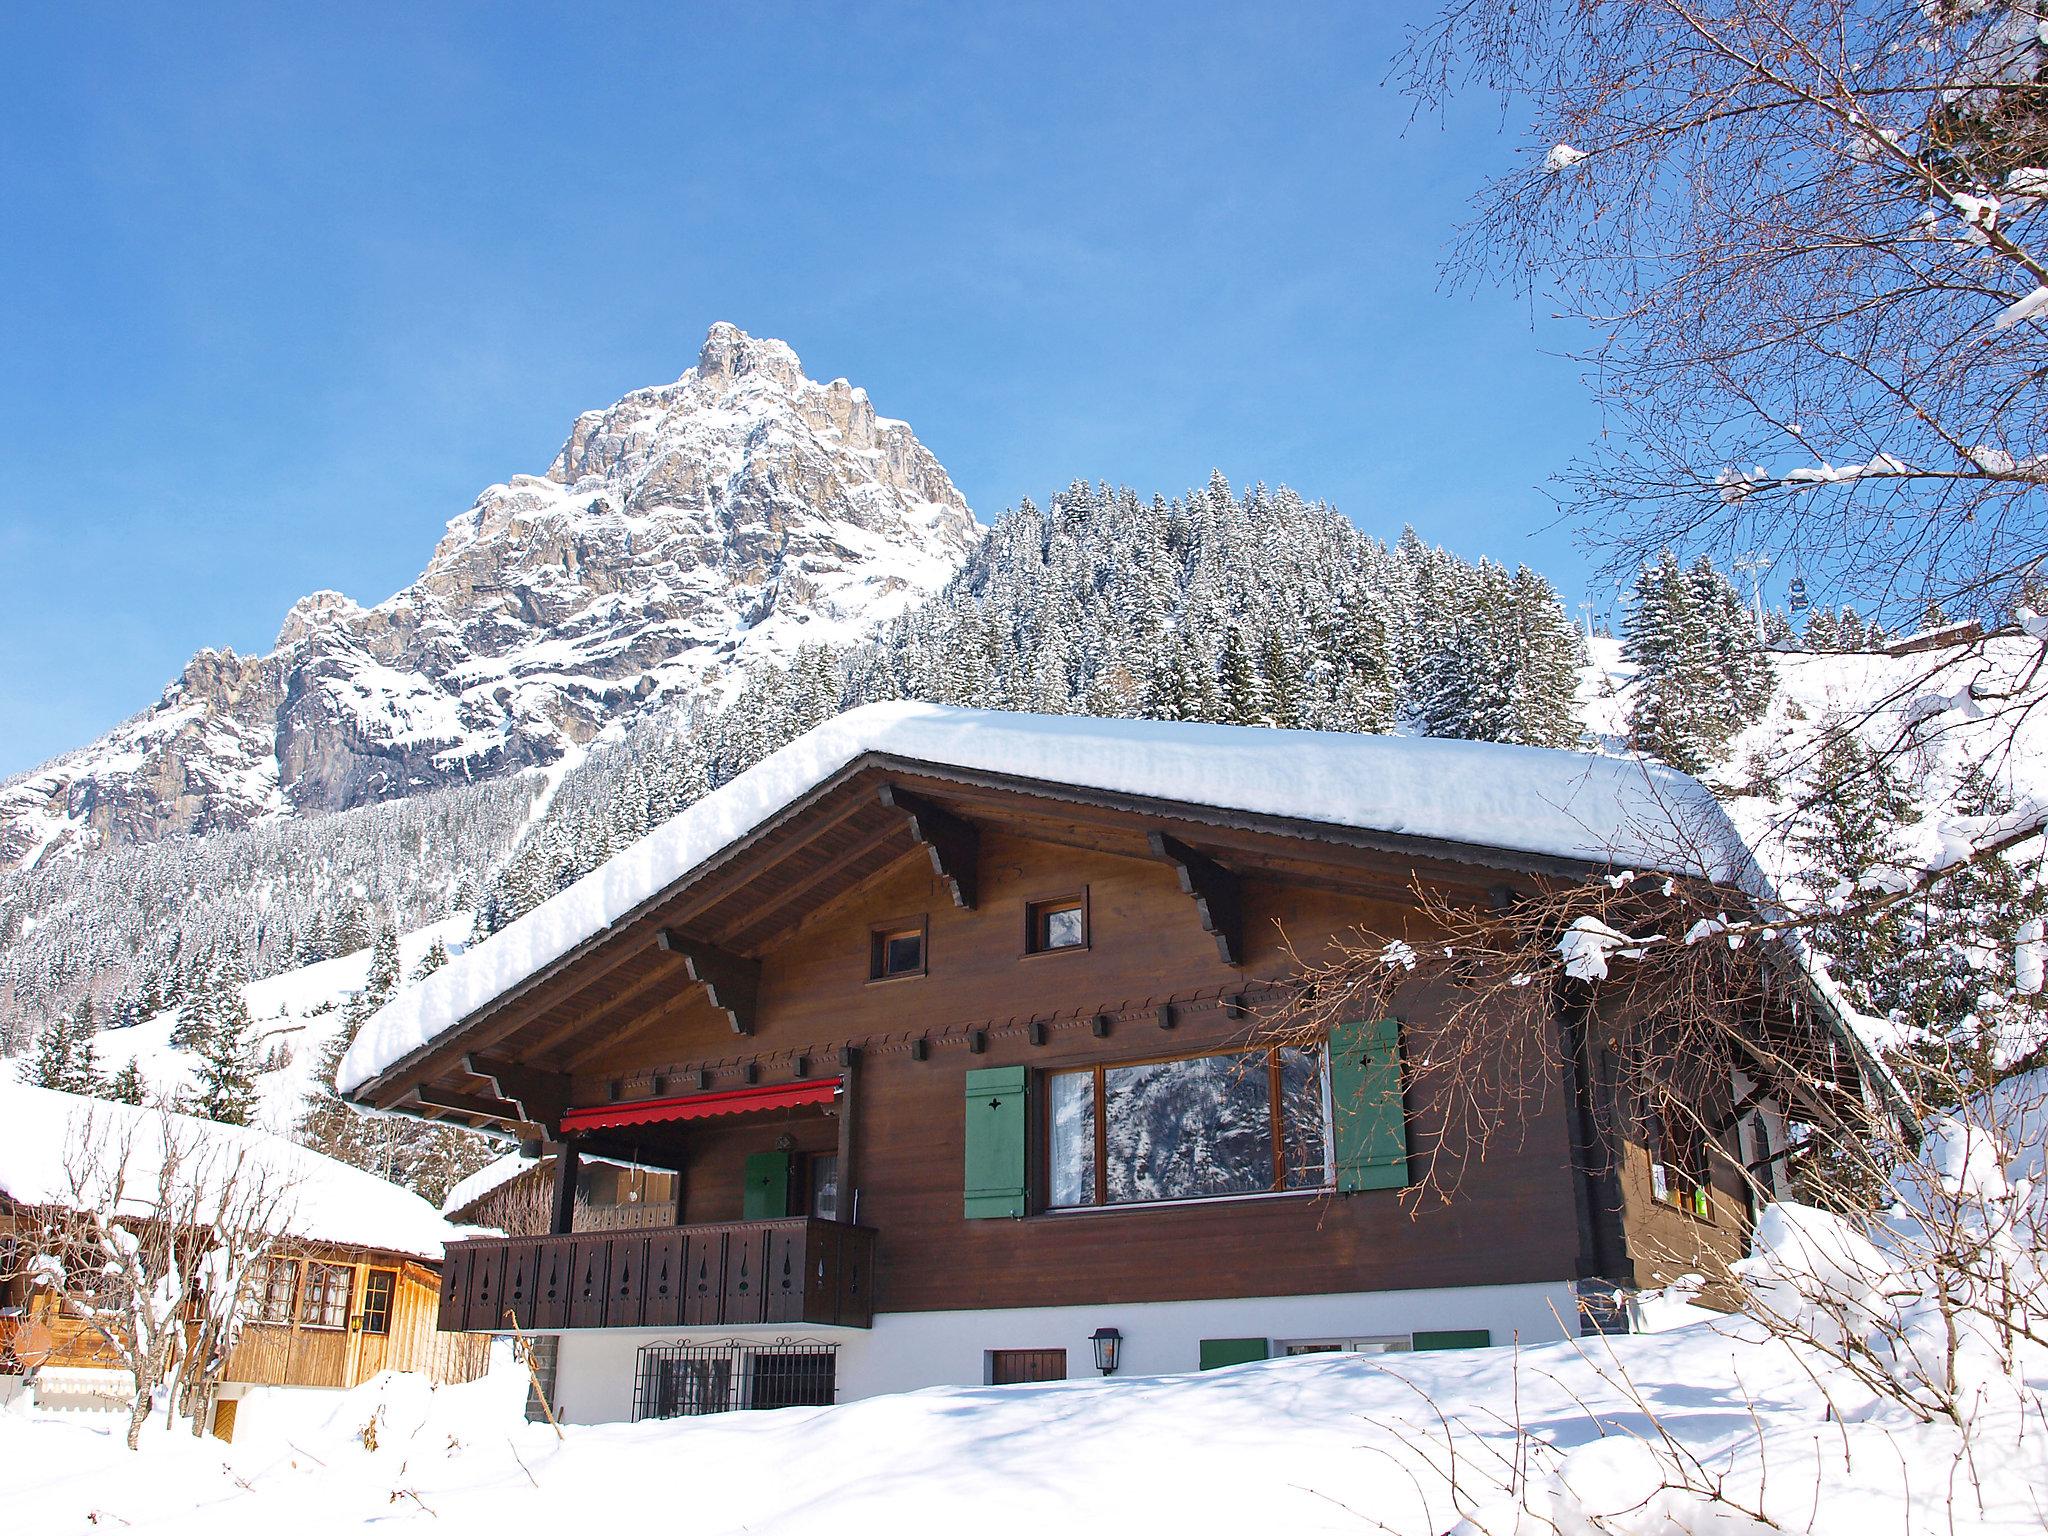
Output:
top-left (633, 1338), bottom-right (839, 1421)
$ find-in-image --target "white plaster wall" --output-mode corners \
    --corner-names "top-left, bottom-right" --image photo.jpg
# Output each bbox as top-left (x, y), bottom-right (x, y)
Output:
top-left (549, 1280), bottom-right (1581, 1425)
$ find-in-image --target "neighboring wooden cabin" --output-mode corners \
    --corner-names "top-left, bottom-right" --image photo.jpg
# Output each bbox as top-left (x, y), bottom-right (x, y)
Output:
top-left (339, 704), bottom-right (1888, 1424)
top-left (0, 1082), bottom-right (490, 1434)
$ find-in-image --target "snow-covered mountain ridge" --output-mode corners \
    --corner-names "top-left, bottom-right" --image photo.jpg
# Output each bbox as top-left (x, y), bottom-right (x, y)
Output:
top-left (0, 323), bottom-right (977, 871)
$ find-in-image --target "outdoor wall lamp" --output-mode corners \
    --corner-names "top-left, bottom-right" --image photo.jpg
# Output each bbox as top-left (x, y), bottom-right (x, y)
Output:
top-left (1090, 1326), bottom-right (1123, 1376)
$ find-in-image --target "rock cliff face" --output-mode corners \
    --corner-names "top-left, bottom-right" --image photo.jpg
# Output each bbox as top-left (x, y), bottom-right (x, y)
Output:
top-left (0, 324), bottom-right (977, 870)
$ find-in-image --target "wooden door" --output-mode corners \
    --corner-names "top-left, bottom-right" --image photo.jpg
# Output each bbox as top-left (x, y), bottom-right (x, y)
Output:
top-left (989, 1349), bottom-right (1067, 1385)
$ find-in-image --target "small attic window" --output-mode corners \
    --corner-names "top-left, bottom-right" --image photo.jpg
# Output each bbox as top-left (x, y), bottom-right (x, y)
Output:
top-left (870, 917), bottom-right (928, 981)
top-left (1027, 893), bottom-right (1088, 954)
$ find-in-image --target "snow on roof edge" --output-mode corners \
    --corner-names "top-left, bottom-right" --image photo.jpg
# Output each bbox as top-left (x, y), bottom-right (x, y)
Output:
top-left (341, 704), bottom-right (1763, 1098)
top-left (0, 1080), bottom-right (465, 1261)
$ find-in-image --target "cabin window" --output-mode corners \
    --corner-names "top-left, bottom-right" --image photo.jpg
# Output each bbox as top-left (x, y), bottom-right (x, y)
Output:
top-left (299, 1261), bottom-right (353, 1330)
top-left (1048, 1044), bottom-right (1329, 1209)
top-left (1025, 892), bottom-right (1088, 954)
top-left (1648, 1104), bottom-right (1711, 1219)
top-left (869, 917), bottom-right (928, 980)
top-left (360, 1269), bottom-right (397, 1335)
top-left (245, 1258), bottom-right (299, 1326)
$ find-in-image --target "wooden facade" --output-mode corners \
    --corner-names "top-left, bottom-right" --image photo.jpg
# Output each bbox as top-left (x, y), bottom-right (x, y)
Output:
top-left (0, 1203), bottom-right (489, 1406)
top-left (349, 748), bottom-right (1817, 1347)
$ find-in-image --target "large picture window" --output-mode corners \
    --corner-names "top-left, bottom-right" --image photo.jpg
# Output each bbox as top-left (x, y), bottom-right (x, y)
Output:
top-left (1049, 1045), bottom-right (1329, 1208)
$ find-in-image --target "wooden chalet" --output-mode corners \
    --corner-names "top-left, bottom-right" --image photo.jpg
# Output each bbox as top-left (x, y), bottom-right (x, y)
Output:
top-left (0, 1082), bottom-right (489, 1436)
top-left (339, 704), bottom-right (1888, 1423)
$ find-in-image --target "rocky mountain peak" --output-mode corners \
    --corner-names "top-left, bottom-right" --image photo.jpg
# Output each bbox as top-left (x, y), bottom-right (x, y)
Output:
top-left (275, 590), bottom-right (367, 649)
top-left (0, 329), bottom-right (980, 871)
top-left (692, 320), bottom-right (805, 391)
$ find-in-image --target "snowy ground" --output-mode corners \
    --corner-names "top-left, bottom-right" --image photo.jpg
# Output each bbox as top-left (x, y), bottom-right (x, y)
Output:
top-left (6, 1313), bottom-right (2042, 1536)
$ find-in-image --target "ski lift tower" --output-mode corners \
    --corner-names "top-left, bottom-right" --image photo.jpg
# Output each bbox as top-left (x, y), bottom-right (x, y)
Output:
top-left (1733, 553), bottom-right (1773, 643)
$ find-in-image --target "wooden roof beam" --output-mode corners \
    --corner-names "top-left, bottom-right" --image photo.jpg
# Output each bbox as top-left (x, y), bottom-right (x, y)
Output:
top-left (656, 929), bottom-right (761, 1035)
top-left (404, 1084), bottom-right (528, 1132)
top-left (462, 1054), bottom-right (570, 1131)
top-left (1148, 830), bottom-right (1244, 966)
top-left (879, 783), bottom-right (978, 909)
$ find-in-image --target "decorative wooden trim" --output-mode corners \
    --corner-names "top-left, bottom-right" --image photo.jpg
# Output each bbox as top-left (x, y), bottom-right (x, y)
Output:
top-left (461, 1055), bottom-right (569, 1133)
top-left (405, 1085), bottom-right (521, 1127)
top-left (656, 929), bottom-right (761, 1035)
top-left (878, 784), bottom-right (979, 909)
top-left (1147, 831), bottom-right (1244, 966)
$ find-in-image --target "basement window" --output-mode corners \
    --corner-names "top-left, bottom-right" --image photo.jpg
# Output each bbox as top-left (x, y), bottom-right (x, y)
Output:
top-left (1026, 892), bottom-right (1088, 954)
top-left (870, 917), bottom-right (928, 980)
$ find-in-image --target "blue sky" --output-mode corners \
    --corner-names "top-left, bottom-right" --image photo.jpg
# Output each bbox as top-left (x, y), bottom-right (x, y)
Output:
top-left (0, 4), bottom-right (1608, 778)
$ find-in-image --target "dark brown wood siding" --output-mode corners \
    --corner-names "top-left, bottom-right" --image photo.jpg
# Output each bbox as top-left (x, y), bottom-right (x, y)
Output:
top-left (557, 829), bottom-right (1588, 1314)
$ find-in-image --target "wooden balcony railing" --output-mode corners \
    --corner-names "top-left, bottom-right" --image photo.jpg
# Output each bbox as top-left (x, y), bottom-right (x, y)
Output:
top-left (437, 1217), bottom-right (876, 1333)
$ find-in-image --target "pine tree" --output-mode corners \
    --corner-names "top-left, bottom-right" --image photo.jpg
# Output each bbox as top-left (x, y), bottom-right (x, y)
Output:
top-left (1804, 608), bottom-right (1842, 652)
top-left (1216, 624), bottom-right (1266, 725)
top-left (1625, 552), bottom-right (1766, 773)
top-left (411, 938), bottom-right (450, 984)
top-left (1626, 553), bottom-right (1722, 772)
top-left (1884, 764), bottom-right (2048, 1095)
top-left (104, 1059), bottom-right (147, 1106)
top-left (365, 918), bottom-right (400, 1000)
top-left (23, 997), bottom-right (100, 1094)
top-left (186, 962), bottom-right (260, 1126)
top-left (1792, 723), bottom-right (1919, 1020)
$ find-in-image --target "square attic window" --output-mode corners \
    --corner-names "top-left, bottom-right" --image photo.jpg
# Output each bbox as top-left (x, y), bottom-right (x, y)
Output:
top-left (870, 919), bottom-right (927, 980)
top-left (1027, 894), bottom-right (1088, 954)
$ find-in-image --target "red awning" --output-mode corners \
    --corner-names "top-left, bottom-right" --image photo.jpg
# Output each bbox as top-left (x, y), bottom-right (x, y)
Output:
top-left (560, 1078), bottom-right (841, 1133)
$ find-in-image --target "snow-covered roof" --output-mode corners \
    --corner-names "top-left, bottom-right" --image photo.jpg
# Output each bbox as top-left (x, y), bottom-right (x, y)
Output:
top-left (440, 1152), bottom-right (538, 1216)
top-left (342, 703), bottom-right (1755, 1096)
top-left (439, 1149), bottom-right (650, 1216)
top-left (0, 1081), bottom-right (466, 1261)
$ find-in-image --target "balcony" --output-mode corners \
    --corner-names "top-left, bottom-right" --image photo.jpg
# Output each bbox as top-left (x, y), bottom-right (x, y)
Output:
top-left (437, 1217), bottom-right (876, 1334)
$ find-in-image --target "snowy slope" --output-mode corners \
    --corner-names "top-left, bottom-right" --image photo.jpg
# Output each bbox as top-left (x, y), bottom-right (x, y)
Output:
top-left (0, 323), bottom-right (978, 871)
top-left (90, 917), bottom-right (474, 1135)
top-left (1588, 632), bottom-right (2048, 905)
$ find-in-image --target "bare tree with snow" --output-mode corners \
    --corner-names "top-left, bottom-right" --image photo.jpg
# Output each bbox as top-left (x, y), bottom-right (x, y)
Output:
top-left (17, 1106), bottom-right (296, 1448)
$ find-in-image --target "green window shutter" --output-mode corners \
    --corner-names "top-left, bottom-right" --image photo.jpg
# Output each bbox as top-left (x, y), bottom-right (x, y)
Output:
top-left (1330, 1019), bottom-right (1409, 1191)
top-left (743, 1151), bottom-right (791, 1219)
top-left (1199, 1337), bottom-right (1269, 1370)
top-left (964, 1065), bottom-right (1029, 1219)
top-left (1412, 1329), bottom-right (1491, 1351)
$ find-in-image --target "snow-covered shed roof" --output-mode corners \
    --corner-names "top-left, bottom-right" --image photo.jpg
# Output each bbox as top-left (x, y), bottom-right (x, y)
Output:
top-left (440, 1151), bottom-right (538, 1217)
top-left (341, 703), bottom-right (1759, 1098)
top-left (0, 1081), bottom-right (466, 1262)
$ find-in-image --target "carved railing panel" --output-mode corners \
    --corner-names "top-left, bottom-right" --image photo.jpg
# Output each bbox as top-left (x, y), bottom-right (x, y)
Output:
top-left (439, 1219), bottom-right (876, 1332)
